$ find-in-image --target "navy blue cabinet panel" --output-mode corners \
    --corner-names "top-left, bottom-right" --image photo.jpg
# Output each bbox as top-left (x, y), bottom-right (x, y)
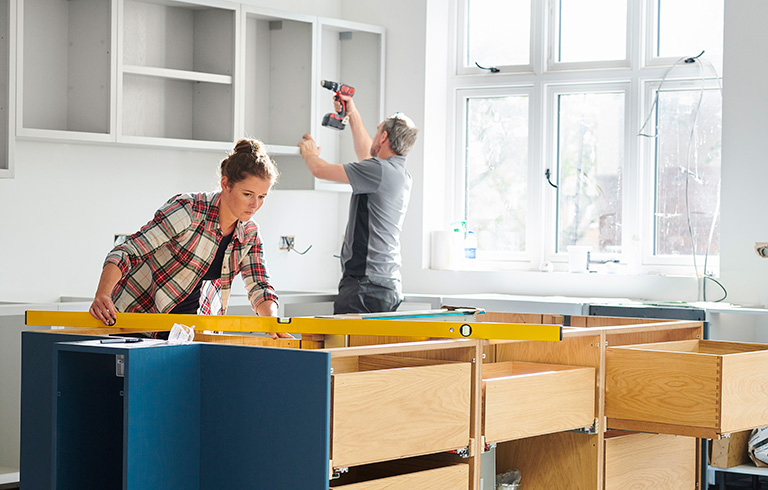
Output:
top-left (21, 332), bottom-right (332, 490)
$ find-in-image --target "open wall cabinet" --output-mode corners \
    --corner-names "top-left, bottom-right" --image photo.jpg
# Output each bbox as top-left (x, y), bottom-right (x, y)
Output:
top-left (13, 0), bottom-right (384, 189)
top-left (0, 0), bottom-right (15, 178)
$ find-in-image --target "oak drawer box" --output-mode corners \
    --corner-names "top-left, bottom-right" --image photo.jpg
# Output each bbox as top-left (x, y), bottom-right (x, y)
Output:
top-left (483, 361), bottom-right (595, 443)
top-left (331, 355), bottom-right (472, 468)
top-left (606, 339), bottom-right (768, 438)
top-left (330, 462), bottom-right (469, 489)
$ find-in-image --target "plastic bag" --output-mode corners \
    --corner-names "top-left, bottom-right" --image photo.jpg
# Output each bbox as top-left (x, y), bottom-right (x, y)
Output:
top-left (748, 426), bottom-right (768, 467)
top-left (496, 469), bottom-right (521, 489)
top-left (167, 323), bottom-right (195, 344)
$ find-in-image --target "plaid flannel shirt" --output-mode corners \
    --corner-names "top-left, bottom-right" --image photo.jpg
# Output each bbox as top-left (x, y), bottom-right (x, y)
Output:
top-left (105, 192), bottom-right (278, 315)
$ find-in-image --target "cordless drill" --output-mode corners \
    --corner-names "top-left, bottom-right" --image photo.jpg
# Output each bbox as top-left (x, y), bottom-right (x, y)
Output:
top-left (320, 80), bottom-right (355, 130)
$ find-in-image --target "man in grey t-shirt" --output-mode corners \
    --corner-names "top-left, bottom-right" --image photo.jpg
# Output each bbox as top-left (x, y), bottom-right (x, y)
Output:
top-left (298, 97), bottom-right (418, 314)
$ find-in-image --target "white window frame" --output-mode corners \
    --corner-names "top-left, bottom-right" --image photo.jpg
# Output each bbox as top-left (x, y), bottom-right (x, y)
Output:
top-left (644, 0), bottom-right (724, 71)
top-left (445, 0), bottom-right (723, 275)
top-left (547, 0), bottom-right (632, 72)
top-left (542, 81), bottom-right (632, 265)
top-left (456, 0), bottom-right (537, 75)
top-left (455, 85), bottom-right (539, 267)
top-left (639, 76), bottom-right (723, 273)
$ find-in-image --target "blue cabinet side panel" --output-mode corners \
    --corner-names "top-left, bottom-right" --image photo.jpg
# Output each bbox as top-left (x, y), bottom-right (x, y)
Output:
top-left (124, 346), bottom-right (201, 490)
top-left (20, 332), bottom-right (102, 490)
top-left (199, 345), bottom-right (331, 490)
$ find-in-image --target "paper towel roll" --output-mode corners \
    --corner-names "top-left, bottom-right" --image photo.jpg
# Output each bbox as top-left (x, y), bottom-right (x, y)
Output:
top-left (431, 231), bottom-right (463, 270)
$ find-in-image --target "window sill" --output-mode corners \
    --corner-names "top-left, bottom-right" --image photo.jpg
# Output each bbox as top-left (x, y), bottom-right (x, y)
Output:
top-left (430, 259), bottom-right (714, 278)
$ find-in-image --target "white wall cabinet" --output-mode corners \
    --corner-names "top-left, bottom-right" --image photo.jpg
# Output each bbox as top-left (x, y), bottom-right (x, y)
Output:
top-left (267, 17), bottom-right (385, 191)
top-left (0, 0), bottom-right (13, 178)
top-left (17, 0), bottom-right (112, 143)
top-left (13, 0), bottom-right (384, 188)
top-left (118, 0), bottom-right (237, 148)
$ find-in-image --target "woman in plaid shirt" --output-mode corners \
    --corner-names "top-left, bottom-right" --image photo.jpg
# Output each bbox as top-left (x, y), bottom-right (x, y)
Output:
top-left (89, 139), bottom-right (289, 338)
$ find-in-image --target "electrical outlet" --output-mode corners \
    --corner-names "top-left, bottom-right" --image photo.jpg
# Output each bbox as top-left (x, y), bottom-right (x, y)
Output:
top-left (279, 236), bottom-right (295, 251)
top-left (756, 242), bottom-right (768, 258)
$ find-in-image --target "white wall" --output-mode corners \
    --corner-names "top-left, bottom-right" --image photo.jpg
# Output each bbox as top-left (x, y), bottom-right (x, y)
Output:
top-left (1, 0), bottom-right (766, 309)
top-left (0, 140), bottom-right (344, 302)
top-left (719, 0), bottom-right (768, 308)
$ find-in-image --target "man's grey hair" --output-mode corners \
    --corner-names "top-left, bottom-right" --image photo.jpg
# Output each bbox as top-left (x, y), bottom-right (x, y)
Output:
top-left (381, 112), bottom-right (419, 156)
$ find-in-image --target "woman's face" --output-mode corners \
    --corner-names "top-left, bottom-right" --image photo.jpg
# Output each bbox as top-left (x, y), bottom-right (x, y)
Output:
top-left (221, 174), bottom-right (272, 222)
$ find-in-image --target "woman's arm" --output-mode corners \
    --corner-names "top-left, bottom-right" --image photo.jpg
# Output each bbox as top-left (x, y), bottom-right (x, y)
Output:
top-left (89, 263), bottom-right (122, 325)
top-left (240, 229), bottom-right (293, 339)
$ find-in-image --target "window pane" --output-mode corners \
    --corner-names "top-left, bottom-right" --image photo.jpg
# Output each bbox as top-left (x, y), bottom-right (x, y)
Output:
top-left (467, 0), bottom-right (530, 67)
top-left (657, 0), bottom-right (723, 59)
top-left (557, 93), bottom-right (624, 253)
top-left (465, 96), bottom-right (529, 254)
top-left (655, 89), bottom-right (721, 256)
top-left (558, 0), bottom-right (627, 62)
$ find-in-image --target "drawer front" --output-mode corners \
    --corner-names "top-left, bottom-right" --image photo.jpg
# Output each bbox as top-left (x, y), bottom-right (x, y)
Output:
top-left (484, 366), bottom-right (595, 442)
top-left (605, 433), bottom-right (697, 490)
top-left (330, 464), bottom-right (469, 490)
top-left (720, 352), bottom-right (768, 432)
top-left (332, 362), bottom-right (471, 468)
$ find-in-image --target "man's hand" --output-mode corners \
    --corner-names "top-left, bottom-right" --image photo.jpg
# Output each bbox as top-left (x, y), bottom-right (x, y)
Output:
top-left (298, 133), bottom-right (321, 159)
top-left (334, 94), bottom-right (358, 117)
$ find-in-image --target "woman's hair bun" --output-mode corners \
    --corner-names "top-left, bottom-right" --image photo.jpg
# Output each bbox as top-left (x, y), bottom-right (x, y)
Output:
top-left (221, 138), bottom-right (279, 185)
top-left (234, 139), bottom-right (262, 155)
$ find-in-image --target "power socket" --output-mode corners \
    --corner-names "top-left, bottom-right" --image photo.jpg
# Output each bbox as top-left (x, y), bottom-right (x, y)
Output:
top-left (756, 242), bottom-right (768, 258)
top-left (279, 236), bottom-right (295, 251)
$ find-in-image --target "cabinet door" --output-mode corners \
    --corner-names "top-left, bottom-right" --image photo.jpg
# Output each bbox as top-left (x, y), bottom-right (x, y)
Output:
top-left (604, 432), bottom-right (697, 490)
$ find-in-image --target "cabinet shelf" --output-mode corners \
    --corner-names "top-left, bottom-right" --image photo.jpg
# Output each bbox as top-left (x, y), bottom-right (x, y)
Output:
top-left (122, 64), bottom-right (233, 85)
top-left (265, 144), bottom-right (300, 155)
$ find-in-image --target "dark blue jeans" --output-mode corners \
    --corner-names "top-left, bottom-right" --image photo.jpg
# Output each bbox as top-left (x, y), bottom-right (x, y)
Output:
top-left (333, 275), bottom-right (402, 314)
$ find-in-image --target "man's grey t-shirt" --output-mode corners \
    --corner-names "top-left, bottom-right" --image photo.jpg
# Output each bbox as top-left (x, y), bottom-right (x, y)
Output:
top-left (341, 155), bottom-right (412, 283)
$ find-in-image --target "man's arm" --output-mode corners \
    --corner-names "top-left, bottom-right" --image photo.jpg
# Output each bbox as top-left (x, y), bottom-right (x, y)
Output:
top-left (298, 134), bottom-right (350, 184)
top-left (339, 96), bottom-right (373, 162)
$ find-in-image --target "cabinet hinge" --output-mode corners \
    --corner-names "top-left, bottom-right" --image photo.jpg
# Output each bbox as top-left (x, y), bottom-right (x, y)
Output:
top-left (115, 354), bottom-right (125, 378)
top-left (330, 467), bottom-right (348, 480)
top-left (451, 443), bottom-right (472, 458)
top-left (569, 418), bottom-right (598, 435)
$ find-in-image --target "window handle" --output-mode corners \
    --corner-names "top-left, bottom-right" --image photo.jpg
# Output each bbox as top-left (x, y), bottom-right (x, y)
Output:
top-left (545, 168), bottom-right (558, 188)
top-left (474, 61), bottom-right (499, 73)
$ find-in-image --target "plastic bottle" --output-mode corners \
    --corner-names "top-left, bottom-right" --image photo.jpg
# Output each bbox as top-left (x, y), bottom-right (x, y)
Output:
top-left (464, 231), bottom-right (477, 259)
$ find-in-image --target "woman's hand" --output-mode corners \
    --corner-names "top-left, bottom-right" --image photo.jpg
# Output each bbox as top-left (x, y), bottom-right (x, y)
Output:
top-left (90, 293), bottom-right (117, 326)
top-left (256, 300), bottom-right (295, 339)
top-left (90, 263), bottom-right (122, 325)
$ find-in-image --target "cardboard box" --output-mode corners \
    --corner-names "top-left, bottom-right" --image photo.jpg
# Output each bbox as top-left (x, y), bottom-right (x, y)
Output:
top-left (710, 430), bottom-right (752, 468)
